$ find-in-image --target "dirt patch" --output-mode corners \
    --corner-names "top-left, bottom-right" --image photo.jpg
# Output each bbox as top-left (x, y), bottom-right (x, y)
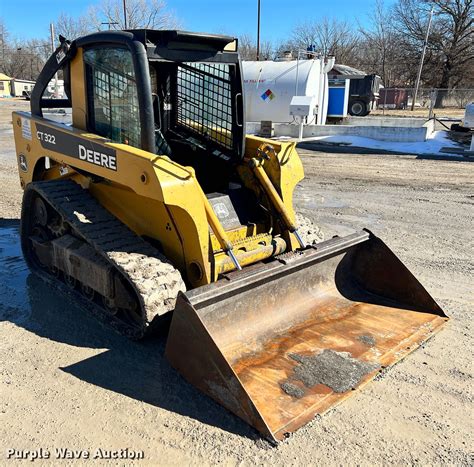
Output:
top-left (286, 350), bottom-right (379, 394)
top-left (280, 382), bottom-right (305, 399)
top-left (370, 108), bottom-right (465, 119)
top-left (358, 334), bottom-right (377, 346)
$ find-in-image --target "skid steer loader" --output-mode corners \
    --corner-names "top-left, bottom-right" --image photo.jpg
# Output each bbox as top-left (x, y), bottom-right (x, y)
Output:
top-left (13, 30), bottom-right (447, 442)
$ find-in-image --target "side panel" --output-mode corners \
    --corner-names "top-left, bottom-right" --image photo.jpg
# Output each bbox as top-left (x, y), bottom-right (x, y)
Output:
top-left (12, 112), bottom-right (212, 286)
top-left (70, 48), bottom-right (87, 130)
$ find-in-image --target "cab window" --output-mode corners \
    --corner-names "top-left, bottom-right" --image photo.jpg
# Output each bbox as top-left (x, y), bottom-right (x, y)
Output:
top-left (84, 47), bottom-right (140, 148)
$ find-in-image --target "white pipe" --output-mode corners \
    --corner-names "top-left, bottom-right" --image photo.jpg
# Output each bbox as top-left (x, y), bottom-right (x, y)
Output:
top-left (322, 72), bottom-right (329, 124)
top-left (319, 56), bottom-right (335, 125)
top-left (295, 51), bottom-right (300, 96)
top-left (317, 63), bottom-right (323, 125)
top-left (298, 117), bottom-right (304, 140)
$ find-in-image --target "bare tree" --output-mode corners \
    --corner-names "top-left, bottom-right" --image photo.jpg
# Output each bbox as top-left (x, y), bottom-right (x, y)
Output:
top-left (54, 12), bottom-right (97, 40)
top-left (2, 38), bottom-right (48, 80)
top-left (54, 0), bottom-right (179, 40)
top-left (97, 0), bottom-right (180, 30)
top-left (238, 35), bottom-right (255, 60)
top-left (238, 34), bottom-right (273, 60)
top-left (290, 18), bottom-right (360, 64)
top-left (358, 0), bottom-right (406, 86)
top-left (0, 0), bottom-right (180, 80)
top-left (394, 0), bottom-right (473, 89)
top-left (0, 20), bottom-right (47, 80)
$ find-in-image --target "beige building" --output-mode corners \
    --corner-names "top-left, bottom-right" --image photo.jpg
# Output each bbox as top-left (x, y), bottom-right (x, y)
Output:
top-left (0, 73), bottom-right (12, 97)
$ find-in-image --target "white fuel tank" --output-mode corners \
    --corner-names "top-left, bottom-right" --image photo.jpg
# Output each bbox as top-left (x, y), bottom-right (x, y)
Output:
top-left (242, 60), bottom-right (323, 123)
top-left (464, 102), bottom-right (474, 129)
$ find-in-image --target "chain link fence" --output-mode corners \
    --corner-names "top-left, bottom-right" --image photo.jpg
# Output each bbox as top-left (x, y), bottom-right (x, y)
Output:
top-left (374, 88), bottom-right (474, 119)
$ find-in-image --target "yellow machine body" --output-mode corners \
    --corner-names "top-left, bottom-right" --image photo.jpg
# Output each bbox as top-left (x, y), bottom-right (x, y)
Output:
top-left (13, 30), bottom-right (447, 442)
top-left (13, 113), bottom-right (303, 286)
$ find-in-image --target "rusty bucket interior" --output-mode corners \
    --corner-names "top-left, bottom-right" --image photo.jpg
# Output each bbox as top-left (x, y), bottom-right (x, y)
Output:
top-left (165, 231), bottom-right (447, 442)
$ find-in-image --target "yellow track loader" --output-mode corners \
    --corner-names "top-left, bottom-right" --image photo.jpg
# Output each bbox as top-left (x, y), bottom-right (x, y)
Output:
top-left (13, 30), bottom-right (447, 442)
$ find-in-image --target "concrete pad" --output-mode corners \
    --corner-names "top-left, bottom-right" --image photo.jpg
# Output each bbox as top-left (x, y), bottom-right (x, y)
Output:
top-left (247, 118), bottom-right (435, 142)
top-left (344, 116), bottom-right (429, 128)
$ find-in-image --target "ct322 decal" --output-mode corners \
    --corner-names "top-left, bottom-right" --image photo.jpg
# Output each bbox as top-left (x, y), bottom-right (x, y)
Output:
top-left (35, 122), bottom-right (117, 171)
top-left (36, 130), bottom-right (56, 145)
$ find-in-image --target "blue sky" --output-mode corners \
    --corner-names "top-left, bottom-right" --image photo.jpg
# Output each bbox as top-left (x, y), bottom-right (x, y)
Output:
top-left (1, 0), bottom-right (391, 43)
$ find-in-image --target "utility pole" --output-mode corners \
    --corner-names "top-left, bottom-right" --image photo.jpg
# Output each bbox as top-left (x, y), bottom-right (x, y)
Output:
top-left (0, 25), bottom-right (5, 67)
top-left (50, 23), bottom-right (55, 53)
top-left (411, 6), bottom-right (434, 111)
top-left (256, 0), bottom-right (261, 61)
top-left (123, 0), bottom-right (128, 29)
top-left (50, 23), bottom-right (59, 97)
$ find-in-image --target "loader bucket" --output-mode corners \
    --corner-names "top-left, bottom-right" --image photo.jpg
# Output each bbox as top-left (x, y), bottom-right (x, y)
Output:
top-left (165, 230), bottom-right (447, 442)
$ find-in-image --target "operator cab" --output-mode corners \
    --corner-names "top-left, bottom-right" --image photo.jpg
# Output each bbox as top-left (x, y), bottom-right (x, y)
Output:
top-left (144, 30), bottom-right (245, 190)
top-left (31, 29), bottom-right (256, 220)
top-left (85, 30), bottom-right (245, 192)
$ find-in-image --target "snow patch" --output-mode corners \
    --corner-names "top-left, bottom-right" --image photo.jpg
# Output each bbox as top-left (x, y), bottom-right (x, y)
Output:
top-left (305, 131), bottom-right (463, 156)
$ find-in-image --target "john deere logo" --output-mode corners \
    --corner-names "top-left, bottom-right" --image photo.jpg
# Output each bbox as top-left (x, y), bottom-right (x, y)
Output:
top-left (19, 154), bottom-right (28, 172)
top-left (261, 89), bottom-right (275, 101)
top-left (214, 202), bottom-right (230, 218)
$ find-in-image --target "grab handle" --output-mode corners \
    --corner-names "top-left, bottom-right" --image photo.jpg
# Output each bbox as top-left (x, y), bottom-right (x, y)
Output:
top-left (235, 93), bottom-right (243, 127)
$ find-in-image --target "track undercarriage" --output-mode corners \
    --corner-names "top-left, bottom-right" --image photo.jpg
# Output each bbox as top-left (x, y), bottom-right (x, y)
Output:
top-left (21, 179), bottom-right (185, 338)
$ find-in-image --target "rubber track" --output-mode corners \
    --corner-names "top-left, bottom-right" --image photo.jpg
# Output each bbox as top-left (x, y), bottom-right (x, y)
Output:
top-left (28, 179), bottom-right (186, 338)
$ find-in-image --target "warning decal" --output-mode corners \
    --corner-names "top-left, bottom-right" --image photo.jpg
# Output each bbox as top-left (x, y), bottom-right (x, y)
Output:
top-left (261, 89), bottom-right (275, 101)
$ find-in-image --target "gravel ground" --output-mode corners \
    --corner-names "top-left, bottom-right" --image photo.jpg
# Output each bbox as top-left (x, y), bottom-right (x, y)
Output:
top-left (0, 98), bottom-right (473, 465)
